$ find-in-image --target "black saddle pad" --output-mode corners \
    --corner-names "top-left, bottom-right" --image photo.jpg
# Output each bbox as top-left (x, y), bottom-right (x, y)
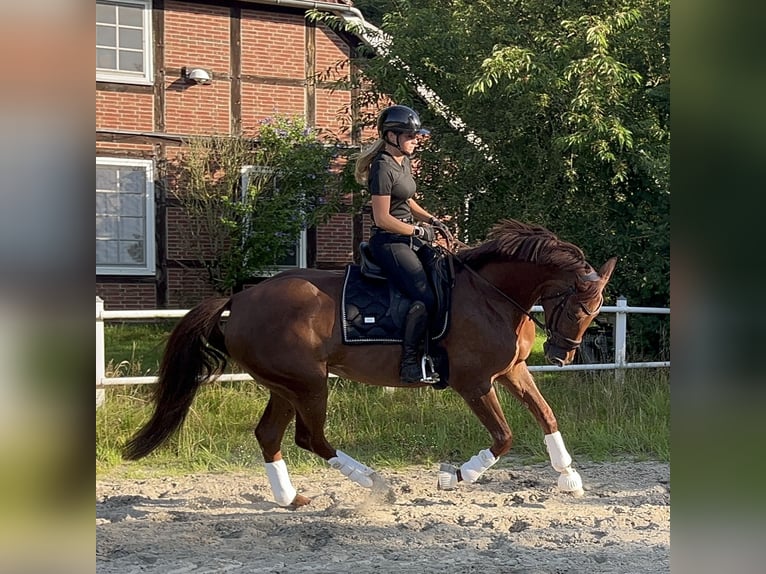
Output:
top-left (341, 265), bottom-right (450, 345)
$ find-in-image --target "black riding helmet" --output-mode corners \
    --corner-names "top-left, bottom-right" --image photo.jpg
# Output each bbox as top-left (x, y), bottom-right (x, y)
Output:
top-left (376, 105), bottom-right (430, 137)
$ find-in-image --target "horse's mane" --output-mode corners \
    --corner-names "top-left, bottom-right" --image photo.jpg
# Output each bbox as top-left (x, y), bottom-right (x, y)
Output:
top-left (457, 219), bottom-right (590, 275)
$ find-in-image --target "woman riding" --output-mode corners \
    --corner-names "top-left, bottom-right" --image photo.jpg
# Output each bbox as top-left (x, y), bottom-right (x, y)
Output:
top-left (354, 104), bottom-right (448, 384)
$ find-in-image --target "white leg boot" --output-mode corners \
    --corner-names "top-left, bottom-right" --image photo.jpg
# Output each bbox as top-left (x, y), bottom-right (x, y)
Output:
top-left (544, 431), bottom-right (584, 496)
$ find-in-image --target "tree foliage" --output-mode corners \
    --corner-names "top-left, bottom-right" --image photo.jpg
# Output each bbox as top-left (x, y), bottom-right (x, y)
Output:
top-left (172, 116), bottom-right (343, 294)
top-left (313, 0), bottom-right (668, 354)
top-left (316, 0), bottom-right (668, 352)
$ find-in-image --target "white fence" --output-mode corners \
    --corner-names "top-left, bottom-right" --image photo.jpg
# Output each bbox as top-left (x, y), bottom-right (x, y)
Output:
top-left (96, 296), bottom-right (669, 406)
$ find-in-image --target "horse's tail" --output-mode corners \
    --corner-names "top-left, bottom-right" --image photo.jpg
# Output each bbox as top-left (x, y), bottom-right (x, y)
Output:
top-left (123, 297), bottom-right (232, 460)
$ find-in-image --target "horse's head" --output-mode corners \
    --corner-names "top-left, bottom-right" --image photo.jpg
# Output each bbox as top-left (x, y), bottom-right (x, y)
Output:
top-left (540, 257), bottom-right (617, 366)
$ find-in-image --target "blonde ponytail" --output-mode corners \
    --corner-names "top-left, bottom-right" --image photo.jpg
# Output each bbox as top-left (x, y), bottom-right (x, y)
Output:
top-left (354, 139), bottom-right (386, 185)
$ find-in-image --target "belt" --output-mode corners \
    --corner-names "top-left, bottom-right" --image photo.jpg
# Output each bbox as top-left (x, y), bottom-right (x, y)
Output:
top-left (371, 216), bottom-right (413, 234)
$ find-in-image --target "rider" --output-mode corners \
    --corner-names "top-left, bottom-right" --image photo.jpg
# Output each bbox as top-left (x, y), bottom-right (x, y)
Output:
top-left (354, 104), bottom-right (448, 384)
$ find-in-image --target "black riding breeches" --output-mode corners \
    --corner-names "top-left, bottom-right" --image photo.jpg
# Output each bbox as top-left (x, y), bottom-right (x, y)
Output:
top-left (368, 232), bottom-right (435, 314)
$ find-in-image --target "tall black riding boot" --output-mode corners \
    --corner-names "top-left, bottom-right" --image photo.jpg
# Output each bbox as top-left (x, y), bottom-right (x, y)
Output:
top-left (400, 301), bottom-right (429, 383)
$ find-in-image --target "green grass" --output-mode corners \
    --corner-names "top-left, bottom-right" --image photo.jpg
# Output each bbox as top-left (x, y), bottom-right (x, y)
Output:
top-left (104, 320), bottom-right (173, 377)
top-left (99, 321), bottom-right (669, 478)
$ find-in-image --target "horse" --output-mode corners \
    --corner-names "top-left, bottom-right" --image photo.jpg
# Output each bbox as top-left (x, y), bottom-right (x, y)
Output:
top-left (123, 219), bottom-right (616, 507)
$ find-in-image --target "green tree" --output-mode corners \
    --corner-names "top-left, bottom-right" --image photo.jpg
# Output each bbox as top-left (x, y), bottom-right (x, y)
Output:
top-left (315, 0), bottom-right (669, 353)
top-left (172, 115), bottom-right (343, 294)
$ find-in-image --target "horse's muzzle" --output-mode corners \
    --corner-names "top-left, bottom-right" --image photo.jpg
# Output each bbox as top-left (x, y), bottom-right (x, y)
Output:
top-left (543, 340), bottom-right (574, 367)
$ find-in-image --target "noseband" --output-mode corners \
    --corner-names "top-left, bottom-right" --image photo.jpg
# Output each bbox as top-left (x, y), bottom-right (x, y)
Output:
top-left (539, 287), bottom-right (602, 352)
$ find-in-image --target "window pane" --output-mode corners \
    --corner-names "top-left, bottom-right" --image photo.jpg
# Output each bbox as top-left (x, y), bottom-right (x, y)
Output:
top-left (96, 3), bottom-right (116, 25)
top-left (96, 216), bottom-right (119, 238)
top-left (119, 195), bottom-right (144, 217)
top-left (96, 240), bottom-right (118, 265)
top-left (97, 48), bottom-right (117, 70)
top-left (96, 159), bottom-right (153, 273)
top-left (118, 5), bottom-right (143, 27)
top-left (96, 167), bottom-right (118, 190)
top-left (96, 192), bottom-right (122, 214)
top-left (119, 217), bottom-right (144, 239)
top-left (119, 50), bottom-right (143, 73)
top-left (276, 244), bottom-right (297, 266)
top-left (97, 25), bottom-right (116, 47)
top-left (118, 167), bottom-right (145, 192)
top-left (120, 241), bottom-right (145, 264)
top-left (119, 28), bottom-right (142, 50)
top-left (96, 192), bottom-right (108, 214)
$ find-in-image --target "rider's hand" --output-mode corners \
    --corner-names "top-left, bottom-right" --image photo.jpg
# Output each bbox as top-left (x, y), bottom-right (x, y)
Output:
top-left (413, 223), bottom-right (436, 243)
top-left (429, 217), bottom-right (450, 235)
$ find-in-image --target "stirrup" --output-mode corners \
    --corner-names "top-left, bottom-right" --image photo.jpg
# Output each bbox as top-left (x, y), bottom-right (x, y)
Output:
top-left (419, 354), bottom-right (440, 384)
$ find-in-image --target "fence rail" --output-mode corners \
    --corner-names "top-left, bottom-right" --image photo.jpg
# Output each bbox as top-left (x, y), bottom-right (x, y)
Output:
top-left (96, 296), bottom-right (669, 406)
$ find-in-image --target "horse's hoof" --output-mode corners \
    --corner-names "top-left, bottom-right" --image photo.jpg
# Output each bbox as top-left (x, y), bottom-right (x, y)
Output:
top-left (557, 469), bottom-right (583, 495)
top-left (437, 463), bottom-right (458, 490)
top-left (288, 494), bottom-right (312, 509)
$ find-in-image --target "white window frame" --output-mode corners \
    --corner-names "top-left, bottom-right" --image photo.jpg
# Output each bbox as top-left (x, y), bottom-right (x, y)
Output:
top-left (96, 0), bottom-right (154, 85)
top-left (241, 166), bottom-right (307, 276)
top-left (96, 157), bottom-right (156, 276)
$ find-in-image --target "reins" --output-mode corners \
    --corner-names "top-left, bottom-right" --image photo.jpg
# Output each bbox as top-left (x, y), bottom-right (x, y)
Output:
top-left (438, 228), bottom-right (591, 350)
top-left (437, 228), bottom-right (548, 331)
top-left (450, 255), bottom-right (548, 332)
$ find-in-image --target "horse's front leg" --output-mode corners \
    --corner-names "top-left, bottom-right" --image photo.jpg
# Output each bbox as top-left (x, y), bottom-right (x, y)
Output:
top-left (438, 382), bottom-right (512, 490)
top-left (495, 364), bottom-right (584, 496)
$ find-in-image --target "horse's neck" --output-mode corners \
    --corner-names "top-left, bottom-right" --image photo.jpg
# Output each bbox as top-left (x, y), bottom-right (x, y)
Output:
top-left (471, 260), bottom-right (555, 309)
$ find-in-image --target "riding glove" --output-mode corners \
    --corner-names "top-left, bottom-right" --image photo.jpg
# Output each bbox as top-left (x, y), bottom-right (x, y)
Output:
top-left (429, 217), bottom-right (450, 235)
top-left (413, 223), bottom-right (436, 243)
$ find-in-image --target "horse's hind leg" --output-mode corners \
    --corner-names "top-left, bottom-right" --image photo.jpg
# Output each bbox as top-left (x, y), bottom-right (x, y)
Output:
top-left (266, 374), bottom-right (394, 502)
top-left (287, 379), bottom-right (394, 501)
top-left (255, 392), bottom-right (310, 508)
top-left (496, 364), bottom-right (584, 495)
top-left (258, 373), bottom-right (392, 503)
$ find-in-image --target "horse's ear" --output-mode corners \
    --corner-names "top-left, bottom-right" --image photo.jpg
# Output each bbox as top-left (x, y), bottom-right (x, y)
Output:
top-left (598, 257), bottom-right (617, 282)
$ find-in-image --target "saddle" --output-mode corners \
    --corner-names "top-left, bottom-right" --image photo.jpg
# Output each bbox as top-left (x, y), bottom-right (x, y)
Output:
top-left (341, 241), bottom-right (455, 388)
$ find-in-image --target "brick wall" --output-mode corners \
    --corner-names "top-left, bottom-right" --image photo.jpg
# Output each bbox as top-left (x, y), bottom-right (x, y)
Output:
top-left (242, 82), bottom-right (305, 123)
top-left (316, 22), bottom-right (351, 66)
top-left (96, 1), bottom-right (363, 309)
top-left (96, 91), bottom-right (154, 131)
top-left (166, 267), bottom-right (219, 308)
top-left (241, 10), bottom-right (305, 78)
top-left (316, 213), bottom-right (354, 267)
top-left (164, 2), bottom-right (231, 135)
top-left (164, 1), bottom-right (230, 72)
top-left (96, 283), bottom-right (157, 310)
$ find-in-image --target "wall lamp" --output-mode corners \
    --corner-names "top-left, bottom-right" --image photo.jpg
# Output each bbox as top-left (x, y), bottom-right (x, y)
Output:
top-left (181, 67), bottom-right (212, 85)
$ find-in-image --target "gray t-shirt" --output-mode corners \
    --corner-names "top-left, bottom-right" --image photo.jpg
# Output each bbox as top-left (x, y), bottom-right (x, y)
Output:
top-left (369, 151), bottom-right (416, 222)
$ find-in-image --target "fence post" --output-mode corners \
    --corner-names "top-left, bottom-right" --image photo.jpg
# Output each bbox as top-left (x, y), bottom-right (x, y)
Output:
top-left (96, 297), bottom-right (105, 408)
top-left (614, 295), bottom-right (628, 383)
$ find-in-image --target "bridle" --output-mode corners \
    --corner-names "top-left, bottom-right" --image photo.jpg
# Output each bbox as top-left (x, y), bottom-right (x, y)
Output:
top-left (539, 286), bottom-right (603, 351)
top-left (452, 254), bottom-right (601, 352)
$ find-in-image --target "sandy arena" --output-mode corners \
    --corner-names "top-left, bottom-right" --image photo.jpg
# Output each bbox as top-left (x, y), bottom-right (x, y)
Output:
top-left (97, 458), bottom-right (669, 573)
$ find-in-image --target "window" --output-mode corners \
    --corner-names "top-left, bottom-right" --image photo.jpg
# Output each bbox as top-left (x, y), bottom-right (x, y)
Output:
top-left (96, 158), bottom-right (155, 275)
top-left (96, 0), bottom-right (153, 84)
top-left (241, 167), bottom-right (307, 274)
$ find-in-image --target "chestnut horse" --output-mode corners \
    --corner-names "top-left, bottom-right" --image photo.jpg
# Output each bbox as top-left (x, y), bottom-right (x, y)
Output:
top-left (124, 219), bottom-right (616, 507)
